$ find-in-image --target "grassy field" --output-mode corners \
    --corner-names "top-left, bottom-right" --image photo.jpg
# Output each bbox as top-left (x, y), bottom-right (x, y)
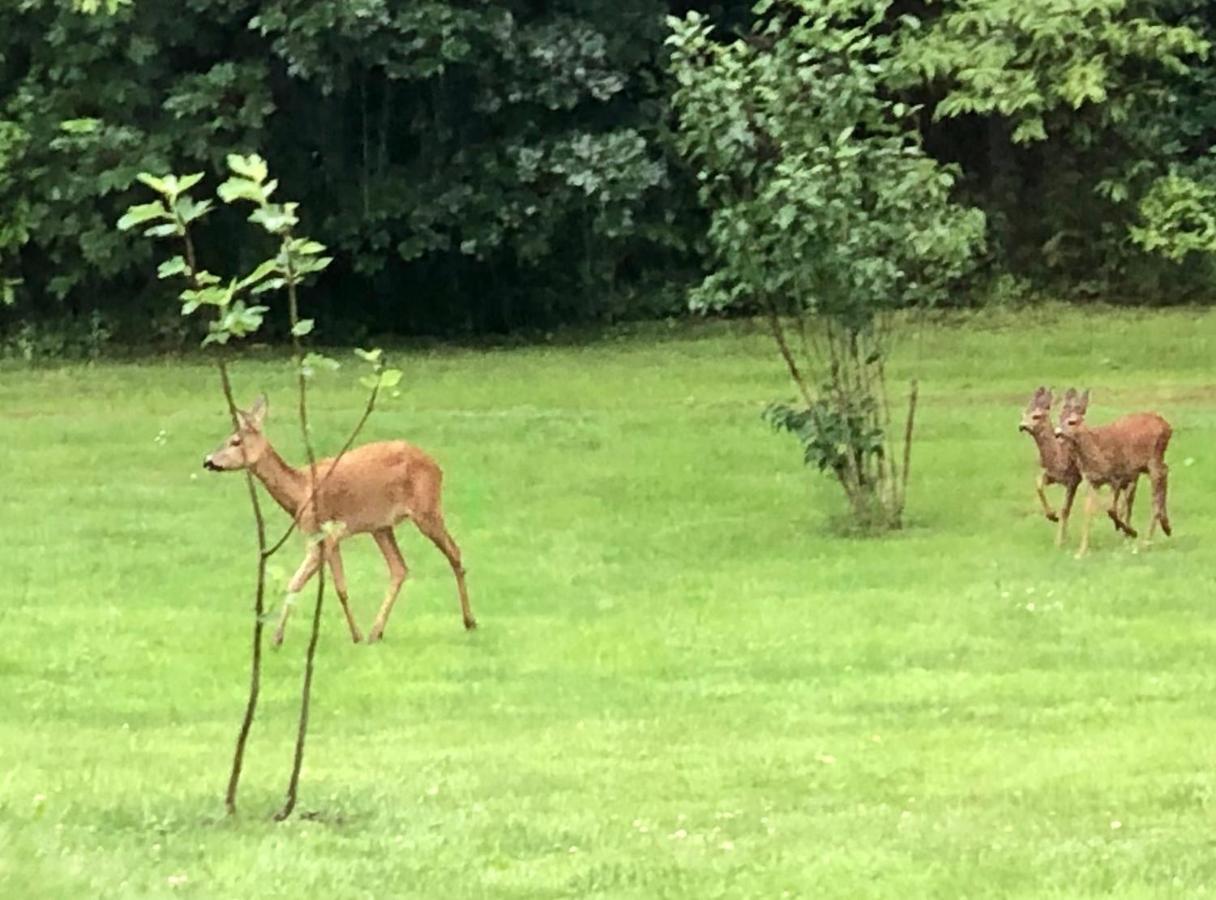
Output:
top-left (2, 305), bottom-right (1215, 898)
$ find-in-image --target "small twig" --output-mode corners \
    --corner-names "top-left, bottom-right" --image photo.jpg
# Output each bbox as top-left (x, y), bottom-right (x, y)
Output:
top-left (261, 383), bottom-right (381, 560)
top-left (899, 379), bottom-right (919, 518)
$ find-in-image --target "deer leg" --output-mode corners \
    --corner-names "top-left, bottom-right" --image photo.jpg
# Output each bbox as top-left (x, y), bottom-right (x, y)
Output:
top-left (1147, 461), bottom-right (1171, 540)
top-left (1108, 484), bottom-right (1123, 533)
top-left (367, 529), bottom-right (408, 644)
top-left (1056, 478), bottom-right (1078, 548)
top-left (325, 542), bottom-right (363, 644)
top-left (1036, 472), bottom-right (1059, 523)
top-left (1075, 484), bottom-right (1099, 559)
top-left (415, 512), bottom-right (476, 631)
top-left (275, 545), bottom-right (323, 646)
top-left (1123, 477), bottom-right (1139, 528)
top-left (1105, 488), bottom-right (1138, 538)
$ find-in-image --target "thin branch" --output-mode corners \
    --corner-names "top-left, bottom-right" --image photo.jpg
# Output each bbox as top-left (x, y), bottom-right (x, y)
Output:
top-left (763, 298), bottom-right (814, 408)
top-left (261, 382), bottom-right (381, 560)
top-left (273, 571), bottom-right (325, 822)
top-left (900, 379), bottom-right (919, 521)
top-left (218, 360), bottom-right (269, 817)
top-left (275, 232), bottom-right (326, 821)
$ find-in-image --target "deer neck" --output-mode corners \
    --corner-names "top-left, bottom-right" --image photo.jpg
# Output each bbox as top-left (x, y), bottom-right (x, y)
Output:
top-left (1067, 427), bottom-right (1112, 479)
top-left (250, 444), bottom-right (308, 517)
top-left (1030, 425), bottom-right (1068, 472)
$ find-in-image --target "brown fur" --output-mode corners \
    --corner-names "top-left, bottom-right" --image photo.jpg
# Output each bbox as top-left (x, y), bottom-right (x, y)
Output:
top-left (1018, 386), bottom-right (1138, 547)
top-left (1019, 386), bottom-right (1081, 546)
top-left (1055, 388), bottom-right (1172, 558)
top-left (203, 395), bottom-right (475, 644)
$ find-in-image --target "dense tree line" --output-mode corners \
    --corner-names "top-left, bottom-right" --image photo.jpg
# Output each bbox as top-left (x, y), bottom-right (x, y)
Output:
top-left (1, 0), bottom-right (1214, 347)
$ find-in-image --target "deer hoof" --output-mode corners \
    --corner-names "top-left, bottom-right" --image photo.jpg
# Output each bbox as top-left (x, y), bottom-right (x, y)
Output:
top-left (271, 631), bottom-right (285, 648)
top-left (350, 631), bottom-right (364, 644)
top-left (1046, 513), bottom-right (1059, 523)
top-left (464, 617), bottom-right (478, 631)
top-left (366, 629), bottom-right (384, 644)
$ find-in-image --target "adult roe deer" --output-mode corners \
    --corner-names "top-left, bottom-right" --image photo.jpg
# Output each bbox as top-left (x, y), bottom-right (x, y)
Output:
top-left (202, 395), bottom-right (476, 644)
top-left (1019, 386), bottom-right (1138, 547)
top-left (1055, 388), bottom-right (1172, 558)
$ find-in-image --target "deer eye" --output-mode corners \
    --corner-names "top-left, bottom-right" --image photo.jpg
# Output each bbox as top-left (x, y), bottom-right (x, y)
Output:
top-left (230, 436), bottom-right (242, 447)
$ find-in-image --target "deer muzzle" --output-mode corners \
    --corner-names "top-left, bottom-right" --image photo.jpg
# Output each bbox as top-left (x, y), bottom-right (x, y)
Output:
top-left (203, 456), bottom-right (223, 471)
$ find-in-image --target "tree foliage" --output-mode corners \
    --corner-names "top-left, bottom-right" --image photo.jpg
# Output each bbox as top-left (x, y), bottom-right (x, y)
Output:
top-left (0, 0), bottom-right (691, 341)
top-left (891, 0), bottom-right (1212, 293)
top-left (4, 0), bottom-right (1216, 350)
top-left (669, 0), bottom-right (985, 529)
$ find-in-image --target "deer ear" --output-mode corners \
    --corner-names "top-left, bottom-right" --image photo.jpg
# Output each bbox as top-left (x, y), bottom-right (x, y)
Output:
top-left (243, 394), bottom-right (268, 429)
top-left (1042, 387), bottom-right (1053, 408)
top-left (1079, 389), bottom-right (1090, 409)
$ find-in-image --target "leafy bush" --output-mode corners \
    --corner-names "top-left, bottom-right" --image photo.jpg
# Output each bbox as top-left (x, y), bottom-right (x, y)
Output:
top-left (668, 0), bottom-right (985, 530)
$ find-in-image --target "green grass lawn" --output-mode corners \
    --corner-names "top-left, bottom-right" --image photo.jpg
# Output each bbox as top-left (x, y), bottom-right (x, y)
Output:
top-left (2, 305), bottom-right (1215, 898)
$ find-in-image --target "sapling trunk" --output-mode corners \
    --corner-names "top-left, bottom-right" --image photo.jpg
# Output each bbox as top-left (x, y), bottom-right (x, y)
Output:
top-left (177, 224), bottom-right (271, 818)
top-left (275, 238), bottom-right (325, 822)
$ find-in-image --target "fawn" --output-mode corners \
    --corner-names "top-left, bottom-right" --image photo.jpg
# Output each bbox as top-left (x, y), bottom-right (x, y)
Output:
top-left (1019, 387), bottom-right (1082, 546)
top-left (1019, 386), bottom-right (1138, 547)
top-left (203, 395), bottom-right (476, 644)
top-left (1055, 388), bottom-right (1172, 558)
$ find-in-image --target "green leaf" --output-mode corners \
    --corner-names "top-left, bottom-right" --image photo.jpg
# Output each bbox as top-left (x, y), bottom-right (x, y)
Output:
top-left (291, 319), bottom-right (315, 336)
top-left (354, 347), bottom-right (383, 364)
top-left (176, 197), bottom-right (213, 224)
top-left (249, 277), bottom-right (287, 295)
top-left (226, 153), bottom-right (268, 184)
top-left (1011, 117), bottom-right (1047, 144)
top-left (117, 201), bottom-right (168, 231)
top-left (378, 368), bottom-right (403, 389)
top-left (144, 222), bottom-right (182, 238)
top-left (135, 172), bottom-right (169, 195)
top-left (238, 259), bottom-right (281, 290)
top-left (300, 352), bottom-right (340, 378)
top-left (201, 328), bottom-right (231, 347)
top-left (217, 177), bottom-right (265, 205)
top-left (180, 283), bottom-right (234, 309)
top-left (157, 256), bottom-right (188, 280)
top-left (249, 204), bottom-right (298, 235)
top-left (59, 118), bottom-right (100, 134)
top-left (292, 239), bottom-right (327, 256)
top-left (292, 255), bottom-right (332, 277)
top-left (214, 300), bottom-right (268, 340)
top-left (1, 278), bottom-right (21, 307)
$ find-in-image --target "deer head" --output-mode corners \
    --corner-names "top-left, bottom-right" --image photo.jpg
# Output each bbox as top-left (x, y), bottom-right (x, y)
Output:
top-left (203, 394), bottom-right (269, 471)
top-left (1019, 386), bottom-right (1054, 435)
top-left (1055, 388), bottom-right (1090, 440)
